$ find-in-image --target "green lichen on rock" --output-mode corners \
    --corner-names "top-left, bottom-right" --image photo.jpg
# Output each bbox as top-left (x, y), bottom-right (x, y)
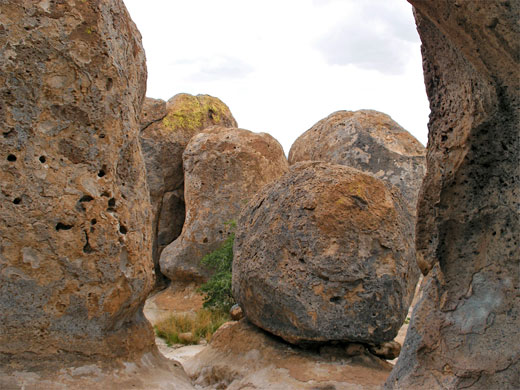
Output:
top-left (162, 93), bottom-right (237, 133)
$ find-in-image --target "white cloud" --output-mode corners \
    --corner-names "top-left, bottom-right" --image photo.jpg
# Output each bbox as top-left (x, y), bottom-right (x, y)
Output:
top-left (316, 0), bottom-right (419, 75)
top-left (123, 0), bottom-right (429, 153)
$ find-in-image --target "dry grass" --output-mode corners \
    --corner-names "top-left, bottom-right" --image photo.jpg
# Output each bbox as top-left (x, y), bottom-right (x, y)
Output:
top-left (154, 308), bottom-right (230, 346)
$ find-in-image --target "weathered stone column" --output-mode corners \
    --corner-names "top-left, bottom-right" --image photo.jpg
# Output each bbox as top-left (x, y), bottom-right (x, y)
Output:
top-left (387, 1), bottom-right (519, 388)
top-left (0, 1), bottom-right (193, 388)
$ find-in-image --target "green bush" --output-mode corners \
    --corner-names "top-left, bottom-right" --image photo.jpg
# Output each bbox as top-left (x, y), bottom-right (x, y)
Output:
top-left (198, 221), bottom-right (236, 312)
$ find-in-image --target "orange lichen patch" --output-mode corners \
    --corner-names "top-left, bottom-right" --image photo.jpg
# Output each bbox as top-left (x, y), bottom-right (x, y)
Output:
top-left (103, 279), bottom-right (132, 316)
top-left (316, 174), bottom-right (396, 236)
top-left (44, 279), bottom-right (80, 316)
top-left (343, 282), bottom-right (365, 306)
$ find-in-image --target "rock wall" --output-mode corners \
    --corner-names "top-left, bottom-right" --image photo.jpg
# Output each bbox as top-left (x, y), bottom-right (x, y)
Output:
top-left (160, 126), bottom-right (289, 282)
top-left (387, 1), bottom-right (519, 388)
top-left (0, 1), bottom-right (192, 387)
top-left (139, 94), bottom-right (237, 287)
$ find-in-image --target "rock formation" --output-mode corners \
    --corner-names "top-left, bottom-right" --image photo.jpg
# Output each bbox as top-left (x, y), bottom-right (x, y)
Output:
top-left (386, 1), bottom-right (519, 389)
top-left (139, 94), bottom-right (237, 287)
top-left (233, 162), bottom-right (419, 344)
top-left (184, 320), bottom-right (392, 390)
top-left (0, 1), bottom-right (192, 388)
top-left (288, 110), bottom-right (425, 213)
top-left (160, 126), bottom-right (289, 282)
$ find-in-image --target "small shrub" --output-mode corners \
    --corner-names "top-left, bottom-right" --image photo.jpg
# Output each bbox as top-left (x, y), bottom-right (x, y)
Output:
top-left (198, 221), bottom-right (236, 312)
top-left (154, 308), bottom-right (230, 346)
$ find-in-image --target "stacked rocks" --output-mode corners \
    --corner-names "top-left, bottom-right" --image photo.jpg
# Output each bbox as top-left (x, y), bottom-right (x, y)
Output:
top-left (139, 94), bottom-right (237, 285)
top-left (289, 110), bottom-right (425, 214)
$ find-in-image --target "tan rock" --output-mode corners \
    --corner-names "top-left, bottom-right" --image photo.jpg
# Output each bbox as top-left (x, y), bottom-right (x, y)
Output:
top-left (230, 304), bottom-right (244, 321)
top-left (184, 320), bottom-right (392, 390)
top-left (369, 341), bottom-right (401, 360)
top-left (289, 110), bottom-right (425, 214)
top-left (232, 162), bottom-right (420, 344)
top-left (0, 1), bottom-right (191, 388)
top-left (386, 1), bottom-right (520, 389)
top-left (160, 126), bottom-right (289, 282)
top-left (139, 94), bottom-right (237, 287)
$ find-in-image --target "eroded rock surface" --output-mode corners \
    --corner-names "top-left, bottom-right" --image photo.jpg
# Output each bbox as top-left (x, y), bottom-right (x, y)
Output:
top-left (160, 126), bottom-right (288, 282)
top-left (386, 1), bottom-right (520, 389)
top-left (289, 110), bottom-right (425, 213)
top-left (184, 320), bottom-right (392, 390)
top-left (139, 94), bottom-right (237, 287)
top-left (0, 1), bottom-right (191, 388)
top-left (233, 162), bottom-right (419, 344)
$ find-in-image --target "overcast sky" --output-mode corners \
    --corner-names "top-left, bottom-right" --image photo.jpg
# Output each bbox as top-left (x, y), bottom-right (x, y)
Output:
top-left (124, 0), bottom-right (430, 154)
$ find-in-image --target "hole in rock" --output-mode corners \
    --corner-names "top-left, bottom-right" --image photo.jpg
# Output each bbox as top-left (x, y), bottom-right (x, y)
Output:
top-left (119, 225), bottom-right (127, 234)
top-left (98, 169), bottom-right (106, 177)
top-left (91, 219), bottom-right (97, 225)
top-left (108, 198), bottom-right (116, 208)
top-left (56, 222), bottom-right (73, 231)
top-left (330, 296), bottom-right (342, 303)
top-left (39, 156), bottom-right (46, 163)
top-left (7, 154), bottom-right (16, 161)
top-left (13, 197), bottom-right (21, 204)
top-left (83, 231), bottom-right (93, 253)
top-left (79, 195), bottom-right (94, 202)
top-left (203, 237), bottom-right (208, 243)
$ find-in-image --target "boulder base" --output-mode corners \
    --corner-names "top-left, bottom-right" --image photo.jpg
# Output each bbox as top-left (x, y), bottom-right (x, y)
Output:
top-left (184, 320), bottom-right (392, 390)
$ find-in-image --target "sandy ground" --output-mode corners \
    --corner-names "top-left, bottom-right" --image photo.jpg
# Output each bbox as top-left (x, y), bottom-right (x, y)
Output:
top-left (144, 276), bottom-right (424, 368)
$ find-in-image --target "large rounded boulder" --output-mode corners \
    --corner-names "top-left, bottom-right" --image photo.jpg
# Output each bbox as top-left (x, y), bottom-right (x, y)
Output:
top-left (288, 110), bottom-right (425, 213)
top-left (160, 126), bottom-right (289, 282)
top-left (139, 94), bottom-right (237, 285)
top-left (232, 162), bottom-right (420, 345)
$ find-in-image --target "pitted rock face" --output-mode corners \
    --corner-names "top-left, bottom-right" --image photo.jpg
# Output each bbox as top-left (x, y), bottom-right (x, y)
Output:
top-left (288, 110), bottom-right (425, 213)
top-left (232, 162), bottom-right (419, 345)
top-left (160, 126), bottom-right (289, 282)
top-left (0, 0), bottom-right (152, 373)
top-left (139, 94), bottom-right (237, 286)
top-left (386, 1), bottom-right (520, 389)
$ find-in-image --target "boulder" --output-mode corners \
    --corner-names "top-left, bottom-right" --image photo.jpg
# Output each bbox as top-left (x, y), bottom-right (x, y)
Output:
top-left (386, 1), bottom-right (519, 389)
top-left (184, 320), bottom-right (393, 390)
top-left (232, 162), bottom-right (419, 344)
top-left (288, 110), bottom-right (425, 213)
top-left (0, 1), bottom-right (191, 388)
top-left (160, 126), bottom-right (289, 282)
top-left (139, 94), bottom-right (237, 286)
